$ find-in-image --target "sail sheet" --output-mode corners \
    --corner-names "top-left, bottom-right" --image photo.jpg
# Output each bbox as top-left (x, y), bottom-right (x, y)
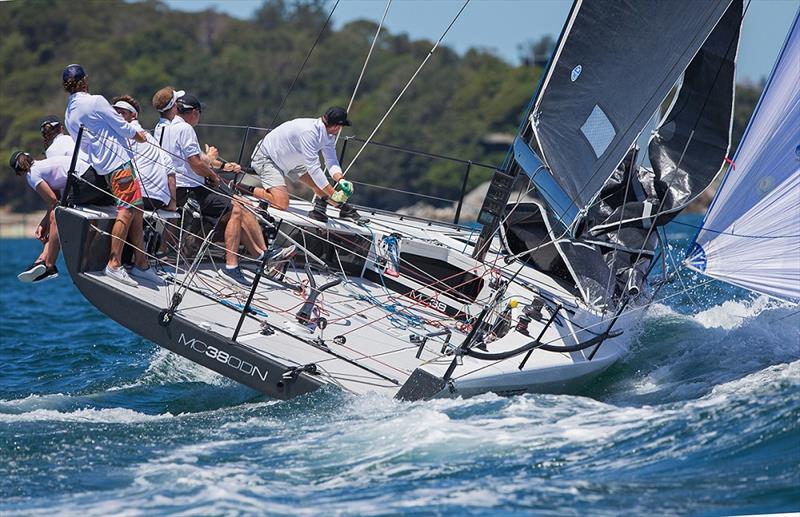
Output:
top-left (687, 11), bottom-right (800, 303)
top-left (527, 0), bottom-right (733, 220)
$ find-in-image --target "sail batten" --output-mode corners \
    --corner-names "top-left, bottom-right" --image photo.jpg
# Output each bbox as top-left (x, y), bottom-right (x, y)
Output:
top-left (688, 11), bottom-right (800, 303)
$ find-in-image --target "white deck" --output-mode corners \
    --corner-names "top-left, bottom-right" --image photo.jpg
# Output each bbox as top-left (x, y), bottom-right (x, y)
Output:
top-left (71, 202), bottom-right (630, 398)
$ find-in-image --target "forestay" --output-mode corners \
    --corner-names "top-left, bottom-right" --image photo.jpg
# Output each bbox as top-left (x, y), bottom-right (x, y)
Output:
top-left (527, 0), bottom-right (733, 224)
top-left (687, 11), bottom-right (800, 303)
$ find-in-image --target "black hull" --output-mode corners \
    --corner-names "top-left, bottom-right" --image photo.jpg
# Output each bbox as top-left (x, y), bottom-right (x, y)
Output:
top-left (55, 206), bottom-right (325, 400)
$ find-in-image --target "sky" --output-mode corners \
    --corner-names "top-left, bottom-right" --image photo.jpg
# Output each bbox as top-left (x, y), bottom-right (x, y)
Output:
top-left (160, 0), bottom-right (799, 83)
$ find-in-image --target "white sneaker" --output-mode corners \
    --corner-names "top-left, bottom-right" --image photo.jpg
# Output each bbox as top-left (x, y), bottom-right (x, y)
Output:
top-left (104, 265), bottom-right (138, 287)
top-left (130, 265), bottom-right (164, 285)
top-left (266, 245), bottom-right (297, 264)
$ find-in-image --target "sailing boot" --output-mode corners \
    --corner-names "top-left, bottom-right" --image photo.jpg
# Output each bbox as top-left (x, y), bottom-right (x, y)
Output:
top-left (308, 196), bottom-right (329, 223)
top-left (339, 202), bottom-right (367, 224)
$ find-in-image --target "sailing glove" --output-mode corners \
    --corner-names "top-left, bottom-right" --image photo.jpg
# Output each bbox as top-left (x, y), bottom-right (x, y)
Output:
top-left (331, 179), bottom-right (354, 204)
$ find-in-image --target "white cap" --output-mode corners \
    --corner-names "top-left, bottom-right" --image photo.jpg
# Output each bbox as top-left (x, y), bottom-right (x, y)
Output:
top-left (160, 89), bottom-right (185, 112)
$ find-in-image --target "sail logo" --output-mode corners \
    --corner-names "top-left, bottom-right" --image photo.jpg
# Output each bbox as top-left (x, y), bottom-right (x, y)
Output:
top-left (571, 65), bottom-right (582, 82)
top-left (178, 333), bottom-right (268, 381)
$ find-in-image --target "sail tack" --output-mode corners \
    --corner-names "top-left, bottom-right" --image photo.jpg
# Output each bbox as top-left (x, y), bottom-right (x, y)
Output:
top-left (687, 11), bottom-right (800, 303)
top-left (527, 0), bottom-right (734, 221)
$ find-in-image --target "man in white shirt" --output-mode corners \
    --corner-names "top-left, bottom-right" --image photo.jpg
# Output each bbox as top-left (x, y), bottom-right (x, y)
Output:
top-left (41, 115), bottom-right (77, 158)
top-left (110, 95), bottom-right (176, 212)
top-left (62, 63), bottom-right (161, 287)
top-left (152, 88), bottom-right (292, 287)
top-left (39, 115), bottom-right (110, 206)
top-left (248, 107), bottom-right (361, 223)
top-left (9, 151), bottom-right (73, 282)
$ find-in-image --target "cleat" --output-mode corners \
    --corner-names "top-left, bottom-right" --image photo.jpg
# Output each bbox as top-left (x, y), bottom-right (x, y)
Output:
top-left (32, 265), bottom-right (59, 283)
top-left (18, 261), bottom-right (46, 283)
top-left (219, 266), bottom-right (251, 287)
top-left (130, 265), bottom-right (164, 285)
top-left (105, 265), bottom-right (138, 287)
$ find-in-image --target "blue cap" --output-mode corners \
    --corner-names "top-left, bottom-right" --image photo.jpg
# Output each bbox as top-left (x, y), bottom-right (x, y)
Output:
top-left (62, 63), bottom-right (86, 83)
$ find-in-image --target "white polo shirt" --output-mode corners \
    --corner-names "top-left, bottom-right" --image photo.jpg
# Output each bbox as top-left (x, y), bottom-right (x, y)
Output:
top-left (129, 120), bottom-right (174, 205)
top-left (45, 133), bottom-right (90, 174)
top-left (256, 117), bottom-right (342, 189)
top-left (26, 156), bottom-right (72, 192)
top-left (64, 92), bottom-right (136, 174)
top-left (155, 115), bottom-right (203, 188)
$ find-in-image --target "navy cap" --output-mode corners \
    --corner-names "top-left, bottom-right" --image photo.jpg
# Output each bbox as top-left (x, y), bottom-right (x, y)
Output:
top-left (62, 63), bottom-right (86, 83)
top-left (324, 107), bottom-right (351, 126)
top-left (9, 151), bottom-right (25, 171)
top-left (40, 115), bottom-right (61, 129)
top-left (176, 93), bottom-right (202, 112)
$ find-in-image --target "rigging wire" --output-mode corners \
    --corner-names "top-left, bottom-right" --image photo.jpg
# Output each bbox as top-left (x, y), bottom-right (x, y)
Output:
top-left (336, 0), bottom-right (392, 146)
top-left (269, 0), bottom-right (341, 128)
top-left (341, 0), bottom-right (471, 177)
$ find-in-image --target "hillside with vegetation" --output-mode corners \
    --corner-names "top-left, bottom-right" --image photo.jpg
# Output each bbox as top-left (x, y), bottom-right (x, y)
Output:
top-left (0, 0), bottom-right (761, 214)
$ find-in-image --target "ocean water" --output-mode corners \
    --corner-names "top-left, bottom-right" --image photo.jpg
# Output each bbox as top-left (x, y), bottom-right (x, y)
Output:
top-left (1, 217), bottom-right (798, 516)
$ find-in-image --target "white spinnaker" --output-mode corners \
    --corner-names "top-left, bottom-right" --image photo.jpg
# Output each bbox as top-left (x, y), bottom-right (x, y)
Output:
top-left (687, 11), bottom-right (800, 303)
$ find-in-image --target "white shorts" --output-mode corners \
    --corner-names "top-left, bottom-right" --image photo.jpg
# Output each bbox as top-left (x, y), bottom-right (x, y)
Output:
top-left (251, 147), bottom-right (305, 189)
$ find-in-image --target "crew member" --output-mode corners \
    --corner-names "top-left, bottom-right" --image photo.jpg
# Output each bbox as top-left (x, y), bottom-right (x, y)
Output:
top-left (248, 107), bottom-right (361, 223)
top-left (152, 88), bottom-right (293, 287)
top-left (10, 152), bottom-right (73, 282)
top-left (62, 63), bottom-right (161, 286)
top-left (111, 95), bottom-right (176, 212)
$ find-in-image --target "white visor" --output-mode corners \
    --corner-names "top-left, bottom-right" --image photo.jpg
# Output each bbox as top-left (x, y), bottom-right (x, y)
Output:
top-left (160, 89), bottom-right (185, 112)
top-left (112, 100), bottom-right (138, 114)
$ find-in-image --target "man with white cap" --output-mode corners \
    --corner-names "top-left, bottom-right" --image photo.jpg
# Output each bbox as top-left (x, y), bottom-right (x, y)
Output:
top-left (111, 95), bottom-right (176, 212)
top-left (62, 63), bottom-right (161, 287)
top-left (152, 87), bottom-right (294, 287)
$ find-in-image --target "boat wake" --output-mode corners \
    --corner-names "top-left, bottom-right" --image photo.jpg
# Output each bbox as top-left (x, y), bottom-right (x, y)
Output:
top-left (598, 295), bottom-right (800, 405)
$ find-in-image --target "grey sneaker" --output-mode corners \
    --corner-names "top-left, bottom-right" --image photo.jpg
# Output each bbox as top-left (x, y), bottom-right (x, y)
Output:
top-left (219, 266), bottom-right (251, 287)
top-left (130, 265), bottom-right (164, 285)
top-left (105, 265), bottom-right (138, 287)
top-left (18, 261), bottom-right (46, 283)
top-left (265, 245), bottom-right (297, 264)
top-left (32, 265), bottom-right (59, 283)
top-left (339, 202), bottom-right (367, 223)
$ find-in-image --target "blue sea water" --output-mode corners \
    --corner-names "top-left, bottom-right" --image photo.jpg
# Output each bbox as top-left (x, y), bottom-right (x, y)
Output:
top-left (1, 217), bottom-right (798, 516)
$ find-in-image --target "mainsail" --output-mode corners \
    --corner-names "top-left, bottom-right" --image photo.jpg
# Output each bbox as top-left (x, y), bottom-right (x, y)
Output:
top-left (527, 0), bottom-right (734, 225)
top-left (686, 10), bottom-right (800, 303)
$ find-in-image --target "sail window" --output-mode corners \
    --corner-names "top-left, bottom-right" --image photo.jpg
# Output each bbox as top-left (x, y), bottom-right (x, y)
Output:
top-left (580, 105), bottom-right (616, 158)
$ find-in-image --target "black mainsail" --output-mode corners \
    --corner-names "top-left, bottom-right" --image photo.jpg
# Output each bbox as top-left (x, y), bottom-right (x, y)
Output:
top-left (529, 0), bottom-right (734, 221)
top-left (474, 0), bottom-right (734, 261)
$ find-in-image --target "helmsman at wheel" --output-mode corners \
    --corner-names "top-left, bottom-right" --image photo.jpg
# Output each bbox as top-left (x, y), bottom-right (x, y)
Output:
top-left (248, 107), bottom-right (362, 223)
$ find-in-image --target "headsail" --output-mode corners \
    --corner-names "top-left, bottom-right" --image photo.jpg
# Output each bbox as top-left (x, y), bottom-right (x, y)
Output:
top-left (686, 11), bottom-right (800, 303)
top-left (527, 0), bottom-right (733, 225)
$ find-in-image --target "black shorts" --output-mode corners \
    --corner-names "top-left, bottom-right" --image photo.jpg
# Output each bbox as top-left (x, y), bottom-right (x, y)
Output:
top-left (141, 197), bottom-right (166, 211)
top-left (177, 186), bottom-right (230, 226)
top-left (67, 167), bottom-right (115, 206)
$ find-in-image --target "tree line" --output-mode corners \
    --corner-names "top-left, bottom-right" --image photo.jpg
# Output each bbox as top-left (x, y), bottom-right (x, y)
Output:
top-left (0, 0), bottom-right (761, 214)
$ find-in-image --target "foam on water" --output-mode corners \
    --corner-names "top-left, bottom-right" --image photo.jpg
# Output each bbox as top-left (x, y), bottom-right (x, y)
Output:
top-left (2, 228), bottom-right (798, 515)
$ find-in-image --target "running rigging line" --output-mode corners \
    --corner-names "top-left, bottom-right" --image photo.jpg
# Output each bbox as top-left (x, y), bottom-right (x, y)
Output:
top-left (341, 0), bottom-right (471, 177)
top-left (269, 0), bottom-right (341, 128)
